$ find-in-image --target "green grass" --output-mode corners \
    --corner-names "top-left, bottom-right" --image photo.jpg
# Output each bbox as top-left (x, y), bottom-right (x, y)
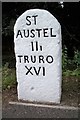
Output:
top-left (2, 63), bottom-right (16, 90)
top-left (63, 68), bottom-right (80, 77)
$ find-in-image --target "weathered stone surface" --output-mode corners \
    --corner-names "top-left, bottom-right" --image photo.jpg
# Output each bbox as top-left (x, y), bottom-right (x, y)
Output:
top-left (14, 9), bottom-right (62, 103)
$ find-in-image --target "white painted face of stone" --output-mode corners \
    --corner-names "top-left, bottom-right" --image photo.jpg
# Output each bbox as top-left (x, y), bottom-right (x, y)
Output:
top-left (14, 9), bottom-right (62, 104)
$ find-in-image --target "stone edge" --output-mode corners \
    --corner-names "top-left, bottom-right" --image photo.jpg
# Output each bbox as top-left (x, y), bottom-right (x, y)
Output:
top-left (9, 101), bottom-right (78, 110)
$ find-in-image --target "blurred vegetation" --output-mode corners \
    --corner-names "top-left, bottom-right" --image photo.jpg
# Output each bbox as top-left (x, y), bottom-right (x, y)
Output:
top-left (2, 62), bottom-right (16, 90)
top-left (62, 46), bottom-right (80, 77)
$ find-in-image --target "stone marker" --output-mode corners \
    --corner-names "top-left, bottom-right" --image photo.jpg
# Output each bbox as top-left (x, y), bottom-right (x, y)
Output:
top-left (14, 9), bottom-right (62, 104)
